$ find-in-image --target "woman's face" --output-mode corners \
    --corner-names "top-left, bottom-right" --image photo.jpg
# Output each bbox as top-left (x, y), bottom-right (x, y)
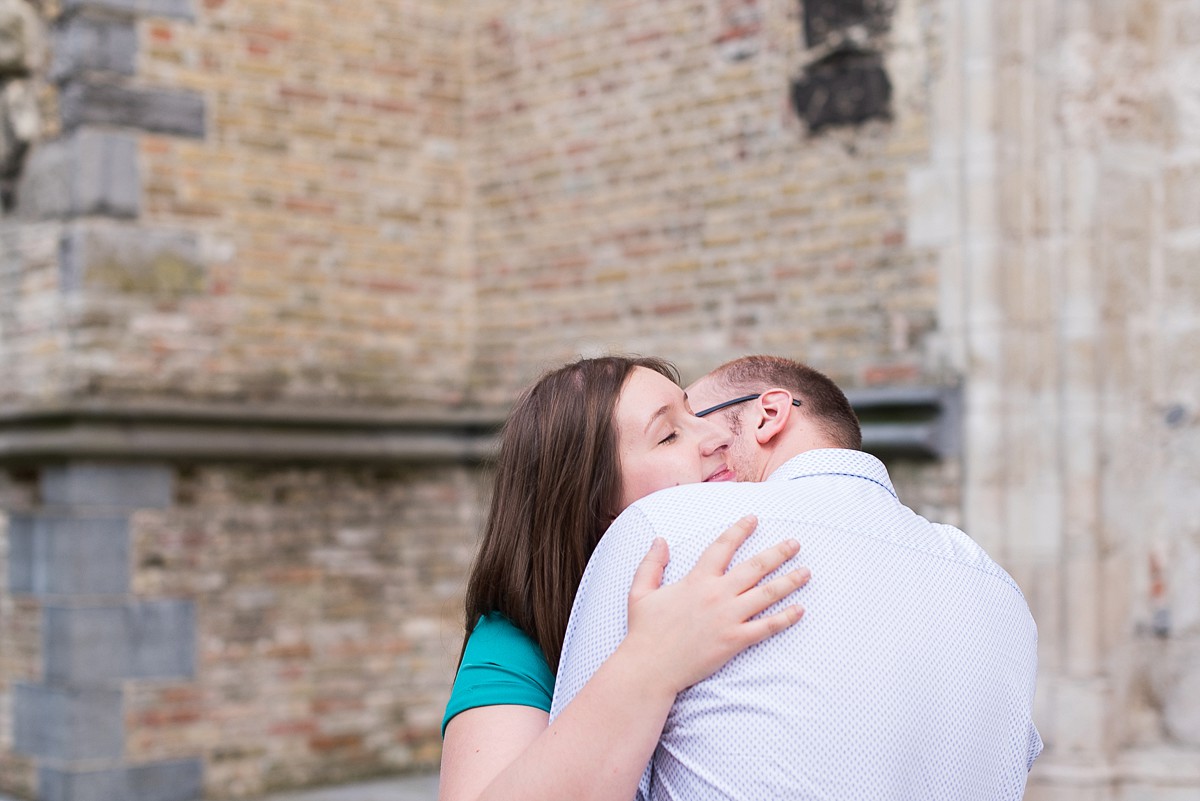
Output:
top-left (613, 367), bottom-right (736, 513)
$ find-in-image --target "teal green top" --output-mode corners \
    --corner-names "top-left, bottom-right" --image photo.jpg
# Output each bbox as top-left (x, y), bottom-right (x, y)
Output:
top-left (442, 613), bottom-right (555, 736)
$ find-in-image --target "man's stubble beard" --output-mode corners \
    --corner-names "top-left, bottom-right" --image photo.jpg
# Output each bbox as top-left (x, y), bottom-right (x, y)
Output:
top-left (722, 410), bottom-right (759, 482)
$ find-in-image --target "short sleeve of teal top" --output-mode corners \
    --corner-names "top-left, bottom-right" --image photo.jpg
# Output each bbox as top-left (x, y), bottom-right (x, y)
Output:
top-left (441, 613), bottom-right (555, 736)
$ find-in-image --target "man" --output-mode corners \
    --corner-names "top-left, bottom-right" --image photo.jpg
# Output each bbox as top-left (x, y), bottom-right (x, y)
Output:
top-left (550, 355), bottom-right (1042, 800)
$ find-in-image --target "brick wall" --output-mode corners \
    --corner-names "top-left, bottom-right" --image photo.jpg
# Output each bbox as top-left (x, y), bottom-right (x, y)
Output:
top-left (126, 0), bottom-right (472, 406)
top-left (469, 0), bottom-right (948, 407)
top-left (0, 461), bottom-right (484, 800)
top-left (0, 471), bottom-right (40, 799)
top-left (0, 0), bottom-right (473, 409)
top-left (121, 463), bottom-right (485, 798)
top-left (2, 0), bottom-right (951, 408)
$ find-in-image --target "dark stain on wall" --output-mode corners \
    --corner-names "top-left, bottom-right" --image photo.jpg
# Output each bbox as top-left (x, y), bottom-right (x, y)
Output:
top-left (792, 1), bottom-right (895, 132)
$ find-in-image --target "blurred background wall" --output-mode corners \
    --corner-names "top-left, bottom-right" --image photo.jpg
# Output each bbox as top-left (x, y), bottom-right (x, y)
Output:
top-left (0, 0), bottom-right (1197, 799)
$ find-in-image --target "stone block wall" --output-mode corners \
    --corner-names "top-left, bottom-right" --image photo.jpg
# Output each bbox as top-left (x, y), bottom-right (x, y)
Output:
top-left (0, 0), bottom-right (473, 409)
top-left (0, 462), bottom-right (485, 800)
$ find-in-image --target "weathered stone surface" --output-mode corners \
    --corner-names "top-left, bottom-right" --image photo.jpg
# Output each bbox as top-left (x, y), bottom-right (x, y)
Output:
top-left (0, 78), bottom-right (40, 208)
top-left (1149, 638), bottom-right (1200, 746)
top-left (50, 14), bottom-right (137, 82)
top-left (41, 462), bottom-right (173, 509)
top-left (44, 601), bottom-right (196, 685)
top-left (13, 683), bottom-right (123, 761)
top-left (60, 81), bottom-right (205, 138)
top-left (60, 0), bottom-right (194, 19)
top-left (59, 223), bottom-right (204, 298)
top-left (6, 513), bottom-right (130, 595)
top-left (17, 130), bottom-right (139, 219)
top-left (0, 0), bottom-right (43, 75)
top-left (791, 49), bottom-right (892, 132)
top-left (803, 0), bottom-right (895, 48)
top-left (1165, 164), bottom-right (1200, 232)
top-left (39, 760), bottom-right (203, 801)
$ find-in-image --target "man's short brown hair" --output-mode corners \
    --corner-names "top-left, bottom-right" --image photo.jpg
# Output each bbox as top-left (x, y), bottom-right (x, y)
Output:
top-left (703, 355), bottom-right (862, 450)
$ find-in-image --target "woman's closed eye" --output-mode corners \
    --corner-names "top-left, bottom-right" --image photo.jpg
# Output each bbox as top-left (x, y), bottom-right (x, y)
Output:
top-left (658, 431), bottom-right (678, 445)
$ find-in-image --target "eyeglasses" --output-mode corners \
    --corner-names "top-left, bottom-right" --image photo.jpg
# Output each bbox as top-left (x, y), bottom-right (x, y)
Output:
top-left (694, 394), bottom-right (802, 418)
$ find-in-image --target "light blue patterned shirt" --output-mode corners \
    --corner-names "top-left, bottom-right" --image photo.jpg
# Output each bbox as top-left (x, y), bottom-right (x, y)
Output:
top-left (551, 449), bottom-right (1042, 800)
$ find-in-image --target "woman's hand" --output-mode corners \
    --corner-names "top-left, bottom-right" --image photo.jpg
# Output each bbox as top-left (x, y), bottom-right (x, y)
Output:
top-left (621, 515), bottom-right (809, 695)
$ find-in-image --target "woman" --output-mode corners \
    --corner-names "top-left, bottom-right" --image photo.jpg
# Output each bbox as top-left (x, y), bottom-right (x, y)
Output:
top-left (439, 356), bottom-right (809, 801)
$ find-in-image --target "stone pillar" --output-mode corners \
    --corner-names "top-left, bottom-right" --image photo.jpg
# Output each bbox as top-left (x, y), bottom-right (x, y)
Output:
top-left (15, 0), bottom-right (204, 294)
top-left (8, 463), bottom-right (201, 801)
top-left (1, 3), bottom-right (206, 796)
top-left (919, 0), bottom-right (1200, 797)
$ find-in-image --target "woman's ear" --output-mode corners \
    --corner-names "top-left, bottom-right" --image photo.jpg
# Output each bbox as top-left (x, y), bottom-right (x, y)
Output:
top-left (752, 388), bottom-right (797, 445)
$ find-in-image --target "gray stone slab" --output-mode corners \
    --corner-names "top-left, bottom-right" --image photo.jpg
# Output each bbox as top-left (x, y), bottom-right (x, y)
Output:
top-left (51, 14), bottom-right (137, 82)
top-left (40, 759), bottom-right (203, 801)
top-left (13, 683), bottom-right (123, 761)
top-left (60, 81), bottom-right (205, 138)
top-left (59, 222), bottom-right (205, 299)
top-left (17, 130), bottom-right (139, 219)
top-left (60, 0), bottom-right (195, 20)
top-left (44, 600), bottom-right (196, 684)
top-left (5, 513), bottom-right (129, 595)
top-left (6, 512), bottom-right (34, 592)
top-left (42, 462), bottom-right (173, 508)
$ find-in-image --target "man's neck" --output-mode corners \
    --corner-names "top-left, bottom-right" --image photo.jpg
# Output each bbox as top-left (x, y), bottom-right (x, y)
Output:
top-left (757, 436), bottom-right (841, 481)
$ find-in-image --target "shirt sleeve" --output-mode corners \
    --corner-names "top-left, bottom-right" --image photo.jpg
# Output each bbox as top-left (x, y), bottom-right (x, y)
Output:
top-left (550, 507), bottom-right (661, 798)
top-left (441, 613), bottom-right (555, 736)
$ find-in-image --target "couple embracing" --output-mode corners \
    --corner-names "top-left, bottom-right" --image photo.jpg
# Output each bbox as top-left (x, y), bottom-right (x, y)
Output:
top-left (440, 355), bottom-right (1041, 801)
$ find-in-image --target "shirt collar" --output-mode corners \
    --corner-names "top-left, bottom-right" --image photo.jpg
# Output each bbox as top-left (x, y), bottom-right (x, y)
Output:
top-left (765, 448), bottom-right (898, 499)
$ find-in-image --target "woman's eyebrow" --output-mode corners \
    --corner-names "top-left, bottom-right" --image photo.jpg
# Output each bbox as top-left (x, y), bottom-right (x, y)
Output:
top-left (643, 405), bottom-right (672, 434)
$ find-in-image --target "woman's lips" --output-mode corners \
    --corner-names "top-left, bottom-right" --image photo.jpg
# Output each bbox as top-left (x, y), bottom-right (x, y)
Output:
top-left (705, 466), bottom-right (735, 483)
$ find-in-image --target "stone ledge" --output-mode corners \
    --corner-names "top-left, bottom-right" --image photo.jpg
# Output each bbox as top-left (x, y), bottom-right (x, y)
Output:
top-left (0, 407), bottom-right (501, 465)
top-left (59, 0), bottom-right (195, 21)
top-left (846, 386), bottom-right (961, 459)
top-left (0, 388), bottom-right (960, 465)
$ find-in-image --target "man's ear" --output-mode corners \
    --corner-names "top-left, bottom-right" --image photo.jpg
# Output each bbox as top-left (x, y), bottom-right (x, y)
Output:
top-left (752, 388), bottom-right (796, 445)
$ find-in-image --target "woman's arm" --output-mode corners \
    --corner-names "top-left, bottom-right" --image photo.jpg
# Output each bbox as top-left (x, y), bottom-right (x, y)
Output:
top-left (438, 516), bottom-right (808, 801)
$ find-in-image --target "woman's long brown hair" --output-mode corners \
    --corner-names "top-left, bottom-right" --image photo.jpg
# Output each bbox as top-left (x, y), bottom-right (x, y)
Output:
top-left (461, 355), bottom-right (677, 673)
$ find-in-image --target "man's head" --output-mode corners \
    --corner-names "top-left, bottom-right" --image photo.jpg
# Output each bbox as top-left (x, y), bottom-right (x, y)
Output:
top-left (686, 355), bottom-right (862, 482)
